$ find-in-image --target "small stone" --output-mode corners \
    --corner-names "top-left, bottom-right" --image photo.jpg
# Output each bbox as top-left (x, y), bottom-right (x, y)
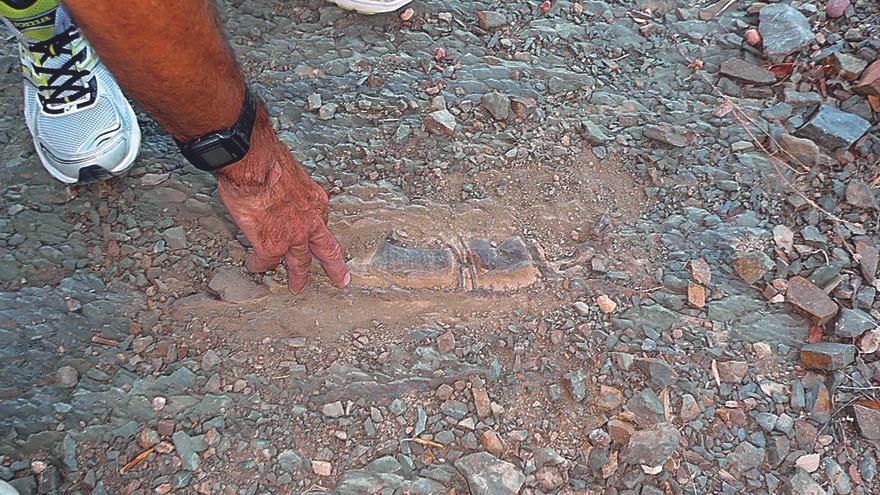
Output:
top-left (856, 240), bottom-right (878, 283)
top-left (476, 11), bottom-right (507, 30)
top-left (834, 52), bottom-right (867, 81)
top-left (851, 405), bottom-right (880, 440)
top-left (800, 342), bottom-right (856, 370)
top-left (472, 388), bottom-right (491, 418)
top-left (732, 251), bottom-right (773, 284)
top-left (716, 361), bottom-right (748, 384)
top-left (758, 4), bottom-right (814, 60)
top-left (626, 388), bottom-right (666, 427)
top-left (795, 104), bottom-right (871, 150)
top-left (278, 450), bottom-right (303, 474)
top-left (825, 458), bottom-right (852, 495)
top-left (596, 385), bottom-right (624, 411)
top-left (172, 431), bottom-right (199, 471)
top-left (201, 349), bottom-right (221, 370)
top-left (481, 92), bottom-right (510, 121)
top-left (745, 29), bottom-right (761, 46)
top-left (634, 358), bottom-right (677, 388)
top-left (322, 401), bottom-right (345, 418)
top-left (620, 423), bottom-right (681, 467)
top-left (596, 295), bottom-right (617, 313)
top-left (787, 276), bottom-right (839, 325)
top-left (826, 0), bottom-right (851, 18)
top-left (161, 226), bottom-right (187, 251)
top-left (720, 58), bottom-right (776, 85)
top-left (607, 419), bottom-right (636, 444)
top-left (56, 365), bottom-right (79, 388)
top-left (796, 453), bottom-right (821, 473)
top-left (644, 125), bottom-right (687, 147)
top-left (469, 237), bottom-right (539, 290)
top-left (455, 452), bottom-right (525, 495)
top-left (772, 225), bottom-right (795, 252)
top-left (754, 413), bottom-right (778, 432)
top-left (480, 430), bottom-right (505, 456)
top-left (436, 383), bottom-right (454, 400)
top-left (680, 394), bottom-right (701, 421)
top-left (728, 442), bottom-right (765, 474)
top-left (317, 103), bottom-right (337, 120)
top-left (307, 93), bottom-right (322, 111)
top-left (835, 308), bottom-right (877, 338)
top-left (436, 331), bottom-right (456, 353)
top-left (689, 258), bottom-right (711, 285)
top-left (137, 428), bottom-right (160, 449)
top-left (854, 60), bottom-right (880, 97)
top-left (312, 460), bottom-right (332, 477)
top-left (845, 180), bottom-right (879, 210)
top-left (687, 283), bottom-right (706, 309)
top-left (790, 470), bottom-right (824, 495)
top-left (573, 301), bottom-right (590, 316)
top-left (779, 133), bottom-right (821, 167)
top-left (424, 110), bottom-right (457, 136)
top-left (580, 121), bottom-right (609, 144)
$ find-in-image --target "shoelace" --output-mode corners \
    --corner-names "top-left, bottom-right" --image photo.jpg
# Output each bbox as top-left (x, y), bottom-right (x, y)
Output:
top-left (28, 27), bottom-right (95, 112)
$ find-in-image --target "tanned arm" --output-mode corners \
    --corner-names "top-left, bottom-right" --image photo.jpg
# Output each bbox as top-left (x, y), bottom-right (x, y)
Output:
top-left (62, 0), bottom-right (350, 294)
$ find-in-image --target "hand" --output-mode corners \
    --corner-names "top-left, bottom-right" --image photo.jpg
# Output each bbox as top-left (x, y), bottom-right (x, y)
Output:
top-left (215, 110), bottom-right (350, 294)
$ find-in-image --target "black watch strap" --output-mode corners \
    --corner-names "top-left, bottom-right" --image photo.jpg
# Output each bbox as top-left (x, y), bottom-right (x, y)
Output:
top-left (174, 87), bottom-right (258, 172)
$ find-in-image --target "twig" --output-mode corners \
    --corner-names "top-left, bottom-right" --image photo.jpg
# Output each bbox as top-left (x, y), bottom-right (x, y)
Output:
top-left (671, 36), bottom-right (862, 229)
top-left (119, 447), bottom-right (154, 474)
top-left (400, 437), bottom-right (445, 449)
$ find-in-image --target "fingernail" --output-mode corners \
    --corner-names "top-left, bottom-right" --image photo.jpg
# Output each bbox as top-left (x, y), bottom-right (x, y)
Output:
top-left (341, 271), bottom-right (351, 287)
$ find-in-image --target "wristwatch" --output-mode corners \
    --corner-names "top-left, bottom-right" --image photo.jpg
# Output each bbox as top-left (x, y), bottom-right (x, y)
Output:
top-left (174, 87), bottom-right (257, 172)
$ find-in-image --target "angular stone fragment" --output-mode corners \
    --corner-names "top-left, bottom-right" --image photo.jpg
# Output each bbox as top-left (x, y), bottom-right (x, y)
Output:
top-left (851, 405), bottom-right (880, 440)
top-left (800, 342), bottom-right (856, 370)
top-left (596, 295), bottom-right (617, 314)
top-left (424, 109), bottom-right (457, 136)
top-left (727, 441), bottom-right (765, 474)
top-left (689, 258), bottom-right (711, 285)
top-left (856, 240), bottom-right (878, 283)
top-left (779, 133), bottom-right (820, 167)
top-left (596, 385), bottom-right (624, 411)
top-left (481, 92), bottom-right (511, 121)
top-left (834, 308), bottom-right (877, 339)
top-left (469, 237), bottom-right (539, 291)
top-left (787, 276), bottom-right (839, 325)
top-left (716, 361), bottom-right (748, 384)
top-left (172, 431), bottom-right (199, 471)
top-left (853, 60), bottom-right (880, 97)
top-left (481, 430), bottom-right (505, 456)
top-left (436, 331), bottom-right (456, 353)
top-left (687, 282), bottom-right (706, 309)
top-left (626, 388), bottom-right (666, 427)
top-left (845, 180), bottom-right (879, 210)
top-left (607, 419), bottom-right (636, 444)
top-left (795, 104), bottom-right (870, 150)
top-left (455, 452), bottom-right (525, 495)
top-left (732, 251), bottom-right (773, 284)
top-left (643, 125), bottom-right (687, 147)
top-left (510, 97), bottom-right (537, 118)
top-left (634, 358), bottom-right (677, 388)
top-left (772, 225), bottom-right (794, 252)
top-left (758, 5), bottom-right (814, 60)
top-left (208, 268), bottom-right (268, 304)
top-left (476, 11), bottom-right (507, 30)
top-left (620, 423), bottom-right (681, 467)
top-left (789, 470), bottom-right (824, 495)
top-left (473, 388), bottom-right (491, 418)
top-left (720, 58), bottom-right (776, 85)
top-left (833, 52), bottom-right (868, 81)
top-left (368, 241), bottom-right (457, 289)
top-left (162, 226), bottom-right (187, 251)
top-left (826, 0), bottom-right (850, 19)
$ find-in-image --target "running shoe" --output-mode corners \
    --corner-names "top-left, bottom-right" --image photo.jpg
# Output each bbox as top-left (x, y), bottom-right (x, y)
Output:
top-left (327, 0), bottom-right (413, 15)
top-left (2, 1), bottom-right (140, 184)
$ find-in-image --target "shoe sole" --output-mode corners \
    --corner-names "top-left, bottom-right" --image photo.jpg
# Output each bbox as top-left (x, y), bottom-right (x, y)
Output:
top-left (326, 0), bottom-right (413, 14)
top-left (35, 99), bottom-right (141, 185)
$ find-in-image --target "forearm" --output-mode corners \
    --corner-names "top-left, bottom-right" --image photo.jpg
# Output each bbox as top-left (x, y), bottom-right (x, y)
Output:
top-left (62, 0), bottom-right (244, 142)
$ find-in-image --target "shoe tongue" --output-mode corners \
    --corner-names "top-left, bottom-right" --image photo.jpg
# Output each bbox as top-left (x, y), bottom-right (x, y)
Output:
top-left (2, 1), bottom-right (71, 42)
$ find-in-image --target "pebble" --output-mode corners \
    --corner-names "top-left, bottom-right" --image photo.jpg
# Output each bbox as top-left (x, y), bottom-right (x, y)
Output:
top-left (826, 0), bottom-right (850, 18)
top-left (801, 342), bottom-right (856, 371)
top-left (56, 365), bottom-right (79, 388)
top-left (719, 58), bottom-right (776, 85)
top-left (596, 295), bottom-right (617, 314)
top-left (312, 460), bottom-right (332, 477)
top-left (424, 110), bottom-right (457, 136)
top-left (436, 331), bottom-right (456, 354)
top-left (476, 11), bottom-right (507, 30)
top-left (851, 405), bottom-right (880, 440)
top-left (796, 453), bottom-right (821, 473)
top-left (455, 452), bottom-right (525, 495)
top-left (620, 423), bottom-right (681, 467)
top-left (795, 104), bottom-right (871, 150)
top-left (853, 60), bottom-right (880, 97)
top-left (481, 92), bottom-right (511, 121)
top-left (787, 276), bottom-right (839, 325)
top-left (732, 251), bottom-right (773, 284)
top-left (322, 401), bottom-right (345, 418)
top-left (758, 4), bottom-right (815, 60)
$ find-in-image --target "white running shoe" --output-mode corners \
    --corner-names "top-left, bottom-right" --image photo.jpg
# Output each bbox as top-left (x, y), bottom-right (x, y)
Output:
top-left (327, 0), bottom-right (413, 14)
top-left (3, 3), bottom-right (140, 184)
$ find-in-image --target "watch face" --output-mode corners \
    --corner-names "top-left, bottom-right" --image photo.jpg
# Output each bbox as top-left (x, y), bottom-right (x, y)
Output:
top-left (199, 142), bottom-right (236, 167)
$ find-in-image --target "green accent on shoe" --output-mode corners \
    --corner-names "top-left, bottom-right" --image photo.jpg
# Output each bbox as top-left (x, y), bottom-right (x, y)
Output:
top-left (0, 0), bottom-right (60, 41)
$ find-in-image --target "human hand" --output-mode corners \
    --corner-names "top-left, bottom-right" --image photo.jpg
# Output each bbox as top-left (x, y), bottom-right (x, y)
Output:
top-left (215, 110), bottom-right (350, 294)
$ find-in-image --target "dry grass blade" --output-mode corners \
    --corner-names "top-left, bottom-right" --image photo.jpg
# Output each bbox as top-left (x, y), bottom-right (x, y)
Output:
top-left (119, 447), bottom-right (154, 474)
top-left (402, 437), bottom-right (445, 449)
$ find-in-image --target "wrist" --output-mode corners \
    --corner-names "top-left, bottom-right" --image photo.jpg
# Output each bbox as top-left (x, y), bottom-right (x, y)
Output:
top-left (214, 107), bottom-right (282, 188)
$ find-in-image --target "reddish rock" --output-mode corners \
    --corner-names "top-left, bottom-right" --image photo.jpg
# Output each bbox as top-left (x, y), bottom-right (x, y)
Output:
top-left (845, 180), bottom-right (879, 210)
top-left (689, 258), bottom-right (711, 285)
top-left (596, 385), bottom-right (625, 411)
top-left (856, 240), bottom-right (878, 283)
top-left (480, 430), bottom-right (505, 456)
top-left (208, 268), bottom-right (268, 304)
top-left (596, 295), bottom-right (617, 314)
top-left (854, 60), bottom-right (880, 97)
top-left (732, 251), bottom-right (773, 284)
top-left (424, 109), bottom-right (457, 135)
top-left (436, 331), bottom-right (456, 353)
top-left (787, 276), bottom-right (839, 325)
top-left (851, 405), bottom-right (880, 440)
top-left (800, 342), bottom-right (856, 370)
top-left (472, 388), bottom-right (492, 418)
top-left (687, 283), bottom-right (706, 309)
top-left (606, 419), bottom-right (636, 444)
top-left (826, 0), bottom-right (850, 18)
top-left (716, 361), bottom-right (748, 384)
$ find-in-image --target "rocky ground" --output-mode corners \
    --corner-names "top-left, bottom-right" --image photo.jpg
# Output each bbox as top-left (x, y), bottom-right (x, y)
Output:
top-left (1, 0), bottom-right (880, 494)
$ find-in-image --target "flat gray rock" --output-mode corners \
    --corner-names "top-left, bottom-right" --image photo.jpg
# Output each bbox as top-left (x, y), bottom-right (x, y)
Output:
top-left (455, 452), bottom-right (525, 495)
top-left (759, 4), bottom-right (814, 60)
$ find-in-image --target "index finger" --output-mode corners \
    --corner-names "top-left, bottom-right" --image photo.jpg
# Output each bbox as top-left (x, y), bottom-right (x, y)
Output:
top-left (309, 223), bottom-right (351, 288)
